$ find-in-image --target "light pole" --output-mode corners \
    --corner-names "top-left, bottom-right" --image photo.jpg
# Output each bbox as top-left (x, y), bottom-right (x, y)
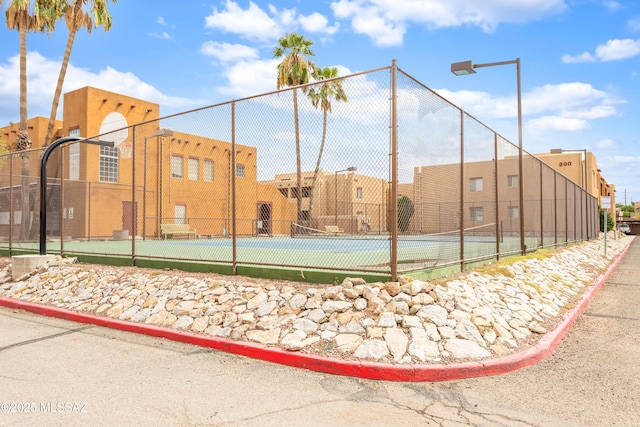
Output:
top-left (335, 166), bottom-right (357, 226)
top-left (39, 137), bottom-right (114, 255)
top-left (143, 128), bottom-right (173, 239)
top-left (451, 58), bottom-right (525, 255)
top-left (550, 148), bottom-right (590, 239)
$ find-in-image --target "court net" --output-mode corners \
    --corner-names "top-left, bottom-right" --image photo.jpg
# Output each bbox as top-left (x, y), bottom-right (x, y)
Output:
top-left (290, 222), bottom-right (501, 243)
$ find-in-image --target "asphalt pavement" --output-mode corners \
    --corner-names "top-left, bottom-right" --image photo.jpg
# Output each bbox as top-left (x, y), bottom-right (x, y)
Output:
top-left (0, 236), bottom-right (638, 426)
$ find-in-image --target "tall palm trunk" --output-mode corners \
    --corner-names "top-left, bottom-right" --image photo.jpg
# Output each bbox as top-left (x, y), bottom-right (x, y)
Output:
top-left (44, 0), bottom-right (81, 147)
top-left (293, 88), bottom-right (302, 222)
top-left (307, 109), bottom-right (327, 223)
top-left (19, 20), bottom-right (31, 241)
top-left (33, 2), bottom-right (82, 240)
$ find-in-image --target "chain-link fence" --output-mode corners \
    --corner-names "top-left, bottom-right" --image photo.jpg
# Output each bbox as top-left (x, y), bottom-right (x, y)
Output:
top-left (0, 61), bottom-right (598, 281)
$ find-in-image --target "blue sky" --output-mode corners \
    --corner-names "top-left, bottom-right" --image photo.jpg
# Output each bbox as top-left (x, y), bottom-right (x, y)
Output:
top-left (0, 0), bottom-right (639, 204)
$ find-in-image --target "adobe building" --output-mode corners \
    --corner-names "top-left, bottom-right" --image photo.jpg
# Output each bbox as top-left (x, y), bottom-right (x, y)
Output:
top-left (408, 150), bottom-right (614, 239)
top-left (0, 86), bottom-right (296, 241)
top-left (264, 170), bottom-right (389, 234)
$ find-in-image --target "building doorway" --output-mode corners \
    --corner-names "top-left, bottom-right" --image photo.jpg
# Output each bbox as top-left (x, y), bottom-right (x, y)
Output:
top-left (257, 202), bottom-right (272, 235)
top-left (122, 201), bottom-right (138, 236)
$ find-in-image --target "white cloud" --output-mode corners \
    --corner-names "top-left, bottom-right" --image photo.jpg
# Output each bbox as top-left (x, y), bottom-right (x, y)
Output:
top-left (595, 38), bottom-right (640, 61)
top-left (528, 115), bottom-right (590, 131)
top-left (330, 0), bottom-right (566, 45)
top-left (150, 31), bottom-right (173, 40)
top-left (629, 17), bottom-right (640, 32)
top-left (437, 81), bottom-right (620, 134)
top-left (561, 52), bottom-right (595, 63)
top-left (525, 83), bottom-right (612, 114)
top-left (200, 41), bottom-right (259, 62)
top-left (597, 138), bottom-right (617, 149)
top-left (564, 38), bottom-right (640, 64)
top-left (204, 1), bottom-right (340, 42)
top-left (299, 12), bottom-right (339, 35)
top-left (205, 0), bottom-right (282, 41)
top-left (0, 52), bottom-right (202, 124)
top-left (603, 1), bottom-right (623, 12)
top-left (216, 59), bottom-right (280, 98)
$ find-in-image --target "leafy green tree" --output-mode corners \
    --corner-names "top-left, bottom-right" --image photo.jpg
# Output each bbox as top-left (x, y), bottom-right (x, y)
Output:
top-left (398, 195), bottom-right (415, 233)
top-left (306, 66), bottom-right (347, 221)
top-left (274, 32), bottom-right (316, 222)
top-left (5, 0), bottom-right (63, 240)
top-left (600, 207), bottom-right (614, 232)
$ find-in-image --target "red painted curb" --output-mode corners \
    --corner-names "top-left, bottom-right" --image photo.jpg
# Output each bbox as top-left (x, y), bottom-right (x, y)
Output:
top-left (0, 238), bottom-right (633, 382)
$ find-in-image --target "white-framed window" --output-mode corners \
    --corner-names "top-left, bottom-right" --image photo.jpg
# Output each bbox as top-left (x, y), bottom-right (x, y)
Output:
top-left (171, 155), bottom-right (183, 178)
top-left (204, 159), bottom-right (214, 182)
top-left (470, 177), bottom-right (483, 192)
top-left (188, 157), bottom-right (199, 181)
top-left (174, 204), bottom-right (186, 224)
top-left (356, 187), bottom-right (363, 199)
top-left (470, 206), bottom-right (484, 222)
top-left (507, 175), bottom-right (518, 187)
top-left (236, 164), bottom-right (245, 178)
top-left (69, 128), bottom-right (80, 181)
top-left (508, 206), bottom-right (519, 219)
top-left (99, 146), bottom-right (119, 182)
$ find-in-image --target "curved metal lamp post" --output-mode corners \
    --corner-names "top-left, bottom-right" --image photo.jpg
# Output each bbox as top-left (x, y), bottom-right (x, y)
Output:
top-left (39, 136), bottom-right (114, 255)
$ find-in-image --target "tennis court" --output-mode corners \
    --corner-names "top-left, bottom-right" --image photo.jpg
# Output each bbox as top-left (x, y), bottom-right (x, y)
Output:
top-left (24, 223), bottom-right (527, 274)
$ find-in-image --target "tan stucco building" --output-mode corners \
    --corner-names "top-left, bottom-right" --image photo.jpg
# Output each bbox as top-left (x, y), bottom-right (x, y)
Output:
top-left (0, 86), bottom-right (296, 240)
top-left (264, 170), bottom-right (389, 234)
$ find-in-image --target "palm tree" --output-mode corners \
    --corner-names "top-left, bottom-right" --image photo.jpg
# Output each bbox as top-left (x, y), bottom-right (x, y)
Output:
top-left (43, 0), bottom-right (115, 147)
top-left (5, 0), bottom-right (62, 240)
top-left (306, 66), bottom-right (347, 221)
top-left (273, 32), bottom-right (316, 222)
top-left (31, 0), bottom-right (114, 240)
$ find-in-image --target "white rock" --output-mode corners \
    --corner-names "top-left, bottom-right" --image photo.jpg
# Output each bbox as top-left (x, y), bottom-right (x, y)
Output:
top-left (444, 338), bottom-right (491, 359)
top-left (354, 339), bottom-right (389, 360)
top-left (455, 319), bottom-right (486, 347)
top-left (293, 318), bottom-right (319, 333)
top-left (384, 328), bottom-right (408, 362)
top-left (417, 305), bottom-right (449, 326)
top-left (409, 337), bottom-right (440, 361)
top-left (255, 301), bottom-right (277, 317)
top-left (246, 328), bottom-right (281, 345)
top-left (377, 312), bottom-right (397, 327)
top-left (307, 308), bottom-right (327, 323)
top-left (334, 334), bottom-right (363, 352)
top-left (321, 300), bottom-right (352, 313)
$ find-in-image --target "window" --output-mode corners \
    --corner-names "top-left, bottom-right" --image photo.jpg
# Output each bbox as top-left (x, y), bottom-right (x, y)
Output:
top-left (302, 186), bottom-right (311, 197)
top-left (236, 164), bottom-right (245, 178)
top-left (278, 188), bottom-right (288, 197)
top-left (99, 146), bottom-right (119, 182)
top-left (508, 206), bottom-right (519, 219)
top-left (174, 204), bottom-right (186, 224)
top-left (470, 177), bottom-right (483, 192)
top-left (188, 157), bottom-right (199, 181)
top-left (356, 187), bottom-right (363, 199)
top-left (507, 175), bottom-right (518, 187)
top-left (171, 155), bottom-right (183, 178)
top-left (470, 206), bottom-right (484, 222)
top-left (203, 159), bottom-right (214, 182)
top-left (69, 128), bottom-right (80, 181)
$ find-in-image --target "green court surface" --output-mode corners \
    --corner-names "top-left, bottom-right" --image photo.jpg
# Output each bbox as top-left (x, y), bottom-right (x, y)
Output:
top-left (3, 233), bottom-right (526, 277)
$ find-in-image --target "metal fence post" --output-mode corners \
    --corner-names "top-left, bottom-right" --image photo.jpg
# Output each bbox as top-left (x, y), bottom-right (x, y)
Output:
top-left (231, 101), bottom-right (237, 275)
top-left (390, 60), bottom-right (398, 282)
top-left (460, 110), bottom-right (465, 270)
